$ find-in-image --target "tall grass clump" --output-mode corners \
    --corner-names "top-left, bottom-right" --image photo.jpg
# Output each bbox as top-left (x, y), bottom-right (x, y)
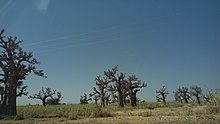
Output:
top-left (208, 89), bottom-right (220, 106)
top-left (206, 89), bottom-right (220, 114)
top-left (17, 103), bottom-right (98, 118)
top-left (90, 106), bottom-right (113, 118)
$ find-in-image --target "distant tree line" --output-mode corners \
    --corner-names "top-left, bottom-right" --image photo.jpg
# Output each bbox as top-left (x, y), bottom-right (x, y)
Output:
top-left (173, 86), bottom-right (204, 105)
top-left (29, 87), bottom-right (63, 106)
top-left (155, 85), bottom-right (207, 105)
top-left (80, 66), bottom-right (213, 107)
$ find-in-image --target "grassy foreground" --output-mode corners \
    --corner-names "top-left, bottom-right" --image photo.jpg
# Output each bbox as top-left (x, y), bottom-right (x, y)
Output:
top-left (0, 102), bottom-right (220, 124)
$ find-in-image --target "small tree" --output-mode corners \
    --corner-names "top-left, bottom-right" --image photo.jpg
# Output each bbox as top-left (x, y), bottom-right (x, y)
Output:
top-left (173, 90), bottom-right (183, 104)
top-left (92, 95), bottom-right (99, 105)
top-left (126, 75), bottom-right (146, 106)
top-left (80, 93), bottom-right (91, 104)
top-left (46, 92), bottom-right (63, 105)
top-left (156, 86), bottom-right (169, 104)
top-left (176, 87), bottom-right (191, 104)
top-left (29, 87), bottom-right (55, 106)
top-left (90, 76), bottom-right (110, 107)
top-left (190, 86), bottom-right (202, 105)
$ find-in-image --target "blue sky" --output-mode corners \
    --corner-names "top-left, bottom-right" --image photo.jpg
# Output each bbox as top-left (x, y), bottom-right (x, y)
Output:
top-left (0, 0), bottom-right (219, 105)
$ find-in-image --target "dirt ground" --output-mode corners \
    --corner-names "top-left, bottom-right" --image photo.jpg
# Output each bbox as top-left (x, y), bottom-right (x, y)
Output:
top-left (1, 115), bottom-right (220, 124)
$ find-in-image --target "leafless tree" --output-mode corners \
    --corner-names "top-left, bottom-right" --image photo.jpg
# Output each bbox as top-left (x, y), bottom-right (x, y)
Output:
top-left (0, 29), bottom-right (46, 115)
top-left (92, 95), bottom-right (99, 105)
top-left (47, 91), bottom-right (63, 105)
top-left (104, 66), bottom-right (126, 108)
top-left (156, 86), bottom-right (169, 104)
top-left (29, 87), bottom-right (55, 106)
top-left (90, 76), bottom-right (110, 107)
top-left (175, 87), bottom-right (191, 104)
top-left (80, 93), bottom-right (91, 104)
top-left (173, 90), bottom-right (183, 103)
top-left (190, 86), bottom-right (202, 105)
top-left (126, 75), bottom-right (146, 106)
top-left (92, 66), bottom-right (146, 108)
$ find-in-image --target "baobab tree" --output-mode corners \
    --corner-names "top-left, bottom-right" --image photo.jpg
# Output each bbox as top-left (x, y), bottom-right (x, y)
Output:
top-left (80, 93), bottom-right (91, 104)
top-left (176, 87), bottom-right (191, 104)
top-left (29, 87), bottom-right (55, 106)
top-left (90, 76), bottom-right (110, 107)
top-left (173, 91), bottom-right (183, 104)
top-left (46, 91), bottom-right (63, 105)
top-left (0, 29), bottom-right (46, 115)
top-left (107, 85), bottom-right (117, 103)
top-left (190, 86), bottom-right (202, 105)
top-left (92, 95), bottom-right (99, 105)
top-left (126, 75), bottom-right (146, 106)
top-left (104, 66), bottom-right (126, 108)
top-left (173, 90), bottom-right (183, 103)
top-left (156, 86), bottom-right (169, 104)
top-left (103, 66), bottom-right (146, 107)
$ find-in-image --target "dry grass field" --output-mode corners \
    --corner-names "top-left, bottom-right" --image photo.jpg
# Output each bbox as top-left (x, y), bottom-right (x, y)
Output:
top-left (0, 102), bottom-right (220, 124)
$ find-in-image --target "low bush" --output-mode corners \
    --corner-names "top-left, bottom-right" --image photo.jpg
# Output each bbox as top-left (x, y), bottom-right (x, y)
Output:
top-left (208, 89), bottom-right (220, 106)
top-left (205, 106), bottom-right (220, 114)
top-left (138, 111), bottom-right (153, 117)
top-left (67, 112), bottom-right (78, 120)
top-left (90, 107), bottom-right (113, 118)
top-left (205, 89), bottom-right (220, 114)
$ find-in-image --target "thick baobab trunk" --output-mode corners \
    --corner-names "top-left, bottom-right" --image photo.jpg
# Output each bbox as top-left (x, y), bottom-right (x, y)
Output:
top-left (0, 84), bottom-right (17, 116)
top-left (184, 97), bottom-right (188, 103)
top-left (118, 90), bottom-right (124, 108)
top-left (162, 95), bottom-right (166, 104)
top-left (130, 95), bottom-right (137, 107)
top-left (162, 99), bottom-right (166, 104)
top-left (101, 95), bottom-right (105, 107)
top-left (42, 98), bottom-right (46, 106)
top-left (0, 90), bottom-right (17, 115)
top-left (5, 87), bottom-right (17, 115)
top-left (0, 96), bottom-right (7, 115)
top-left (196, 96), bottom-right (201, 105)
top-left (7, 93), bottom-right (17, 115)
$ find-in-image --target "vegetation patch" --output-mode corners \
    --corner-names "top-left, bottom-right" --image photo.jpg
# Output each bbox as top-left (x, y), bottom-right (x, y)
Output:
top-left (0, 115), bottom-right (24, 121)
top-left (90, 107), bottom-right (114, 118)
top-left (205, 106), bottom-right (220, 114)
top-left (138, 111), bottom-right (153, 117)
